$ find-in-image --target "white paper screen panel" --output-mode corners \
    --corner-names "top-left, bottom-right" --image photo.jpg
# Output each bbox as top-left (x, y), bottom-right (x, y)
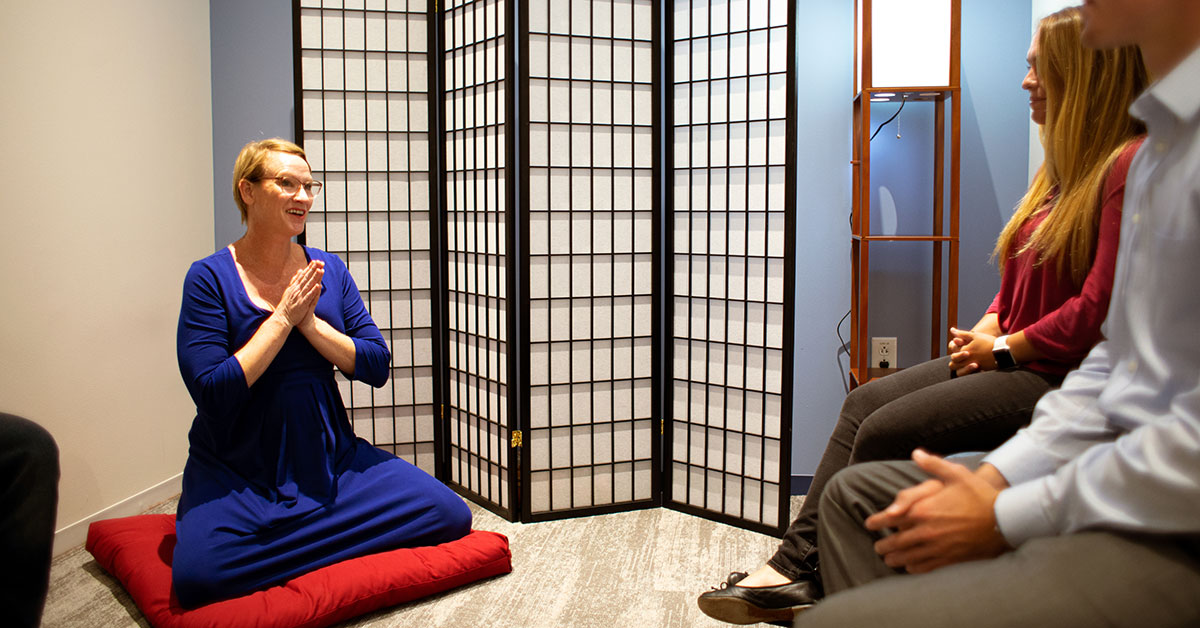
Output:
top-left (444, 0), bottom-right (512, 510)
top-left (670, 0), bottom-right (789, 527)
top-left (526, 0), bottom-right (656, 515)
top-left (298, 0), bottom-right (438, 474)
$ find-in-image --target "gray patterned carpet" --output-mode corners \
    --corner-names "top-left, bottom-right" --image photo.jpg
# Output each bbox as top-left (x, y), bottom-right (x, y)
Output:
top-left (43, 496), bottom-right (802, 627)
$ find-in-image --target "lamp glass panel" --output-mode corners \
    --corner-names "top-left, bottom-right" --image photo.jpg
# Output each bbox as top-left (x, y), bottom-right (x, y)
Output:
top-left (856, 0), bottom-right (862, 93)
top-left (868, 0), bottom-right (951, 88)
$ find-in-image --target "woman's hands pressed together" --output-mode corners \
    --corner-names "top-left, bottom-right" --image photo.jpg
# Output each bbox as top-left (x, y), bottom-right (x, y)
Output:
top-left (273, 260), bottom-right (325, 330)
top-left (235, 258), bottom-right (328, 387)
top-left (283, 259), bottom-right (358, 376)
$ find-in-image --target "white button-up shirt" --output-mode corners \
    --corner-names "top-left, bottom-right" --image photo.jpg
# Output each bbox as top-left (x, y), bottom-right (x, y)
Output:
top-left (987, 43), bottom-right (1200, 545)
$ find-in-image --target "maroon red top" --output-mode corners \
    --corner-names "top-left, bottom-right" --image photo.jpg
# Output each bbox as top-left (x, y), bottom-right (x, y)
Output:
top-left (987, 138), bottom-right (1144, 375)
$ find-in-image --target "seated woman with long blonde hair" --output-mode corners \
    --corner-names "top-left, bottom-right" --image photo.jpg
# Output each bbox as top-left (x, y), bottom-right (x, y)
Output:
top-left (698, 7), bottom-right (1148, 625)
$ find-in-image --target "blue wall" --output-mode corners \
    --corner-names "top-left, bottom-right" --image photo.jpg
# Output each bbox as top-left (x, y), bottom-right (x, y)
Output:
top-left (789, 1), bottom-right (854, 483)
top-left (789, 0), bottom-right (1031, 482)
top-left (210, 0), bottom-right (295, 250)
top-left (209, 0), bottom-right (1033, 485)
top-left (958, 1), bottom-right (1037, 322)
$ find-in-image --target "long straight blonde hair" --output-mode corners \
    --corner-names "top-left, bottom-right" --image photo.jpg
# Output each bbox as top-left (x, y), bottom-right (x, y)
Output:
top-left (993, 7), bottom-right (1147, 285)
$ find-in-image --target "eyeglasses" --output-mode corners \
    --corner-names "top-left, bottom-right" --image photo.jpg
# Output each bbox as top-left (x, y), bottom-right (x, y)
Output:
top-left (261, 175), bottom-right (323, 197)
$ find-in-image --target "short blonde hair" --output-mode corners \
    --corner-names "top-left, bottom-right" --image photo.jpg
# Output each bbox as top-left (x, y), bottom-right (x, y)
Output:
top-left (231, 138), bottom-right (308, 223)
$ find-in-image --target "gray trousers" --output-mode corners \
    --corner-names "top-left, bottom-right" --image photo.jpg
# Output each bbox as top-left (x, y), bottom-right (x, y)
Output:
top-left (769, 358), bottom-right (1060, 579)
top-left (793, 456), bottom-right (1200, 627)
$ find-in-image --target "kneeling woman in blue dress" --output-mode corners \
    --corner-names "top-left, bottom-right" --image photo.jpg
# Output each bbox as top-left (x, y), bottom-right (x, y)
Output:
top-left (172, 138), bottom-right (471, 608)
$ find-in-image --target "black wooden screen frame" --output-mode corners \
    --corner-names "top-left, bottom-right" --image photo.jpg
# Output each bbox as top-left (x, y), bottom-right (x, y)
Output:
top-left (292, 0), bottom-right (795, 535)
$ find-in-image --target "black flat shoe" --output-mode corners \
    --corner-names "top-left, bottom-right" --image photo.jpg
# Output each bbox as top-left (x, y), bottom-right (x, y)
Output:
top-left (697, 571), bottom-right (821, 625)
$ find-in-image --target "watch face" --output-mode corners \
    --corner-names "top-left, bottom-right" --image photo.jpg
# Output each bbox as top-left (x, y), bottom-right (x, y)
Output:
top-left (994, 348), bottom-right (1016, 369)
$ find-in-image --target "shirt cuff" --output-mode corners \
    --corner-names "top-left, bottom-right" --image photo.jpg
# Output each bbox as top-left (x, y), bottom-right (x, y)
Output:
top-left (994, 479), bottom-right (1057, 546)
top-left (984, 431), bottom-right (1061, 486)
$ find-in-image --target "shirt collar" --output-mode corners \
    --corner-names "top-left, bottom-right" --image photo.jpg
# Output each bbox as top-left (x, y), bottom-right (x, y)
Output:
top-left (1131, 43), bottom-right (1200, 128)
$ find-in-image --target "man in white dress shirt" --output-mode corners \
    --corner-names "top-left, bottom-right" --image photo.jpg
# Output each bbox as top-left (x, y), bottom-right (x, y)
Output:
top-left (794, 1), bottom-right (1200, 625)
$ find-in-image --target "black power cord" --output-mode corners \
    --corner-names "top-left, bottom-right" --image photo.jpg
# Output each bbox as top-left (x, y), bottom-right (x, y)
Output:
top-left (839, 97), bottom-right (907, 387)
top-left (869, 95), bottom-right (907, 141)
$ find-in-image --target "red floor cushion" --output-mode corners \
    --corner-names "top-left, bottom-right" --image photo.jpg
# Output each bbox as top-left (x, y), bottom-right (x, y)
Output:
top-left (86, 514), bottom-right (511, 628)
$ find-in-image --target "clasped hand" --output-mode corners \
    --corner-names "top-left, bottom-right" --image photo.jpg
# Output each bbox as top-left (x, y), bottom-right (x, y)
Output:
top-left (947, 327), bottom-right (997, 376)
top-left (274, 261), bottom-right (324, 329)
top-left (865, 450), bottom-right (1010, 574)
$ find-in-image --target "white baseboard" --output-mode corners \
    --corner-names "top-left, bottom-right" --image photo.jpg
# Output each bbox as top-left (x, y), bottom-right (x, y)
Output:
top-left (54, 472), bottom-right (182, 556)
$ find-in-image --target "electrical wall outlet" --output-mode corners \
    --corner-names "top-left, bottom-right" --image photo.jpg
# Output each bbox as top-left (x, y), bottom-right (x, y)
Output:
top-left (871, 337), bottom-right (897, 368)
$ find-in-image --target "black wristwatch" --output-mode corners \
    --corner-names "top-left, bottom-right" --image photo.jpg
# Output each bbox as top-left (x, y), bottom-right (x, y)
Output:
top-left (992, 335), bottom-right (1017, 369)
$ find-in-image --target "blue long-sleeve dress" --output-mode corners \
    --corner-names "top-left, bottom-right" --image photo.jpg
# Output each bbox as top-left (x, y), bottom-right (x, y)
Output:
top-left (172, 246), bottom-right (470, 608)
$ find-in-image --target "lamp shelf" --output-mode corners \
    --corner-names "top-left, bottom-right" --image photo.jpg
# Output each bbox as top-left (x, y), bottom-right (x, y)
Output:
top-left (855, 87), bottom-right (958, 103)
top-left (851, 235), bottom-right (957, 242)
top-left (848, 367), bottom-right (903, 387)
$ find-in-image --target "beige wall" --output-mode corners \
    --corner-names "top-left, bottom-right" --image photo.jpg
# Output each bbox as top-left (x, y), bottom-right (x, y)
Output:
top-left (0, 1), bottom-right (213, 550)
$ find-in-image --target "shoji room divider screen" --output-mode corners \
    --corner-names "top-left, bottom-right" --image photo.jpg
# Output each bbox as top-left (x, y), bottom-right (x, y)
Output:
top-left (295, 0), bottom-right (796, 534)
